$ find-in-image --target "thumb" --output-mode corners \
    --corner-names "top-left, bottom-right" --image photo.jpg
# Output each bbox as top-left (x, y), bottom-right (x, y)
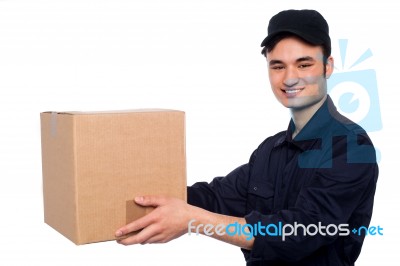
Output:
top-left (134, 195), bottom-right (166, 207)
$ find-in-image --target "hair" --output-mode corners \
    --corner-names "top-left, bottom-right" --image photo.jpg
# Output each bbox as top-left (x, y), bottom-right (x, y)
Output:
top-left (261, 32), bottom-right (331, 65)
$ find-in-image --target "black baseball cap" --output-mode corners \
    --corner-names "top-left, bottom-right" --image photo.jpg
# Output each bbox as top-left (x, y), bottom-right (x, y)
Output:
top-left (261, 9), bottom-right (331, 55)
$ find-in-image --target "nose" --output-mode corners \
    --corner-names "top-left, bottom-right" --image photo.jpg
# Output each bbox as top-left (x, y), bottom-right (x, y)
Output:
top-left (283, 67), bottom-right (299, 87)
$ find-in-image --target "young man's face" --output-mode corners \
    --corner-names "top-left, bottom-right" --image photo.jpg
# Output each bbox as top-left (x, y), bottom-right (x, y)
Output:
top-left (266, 36), bottom-right (333, 110)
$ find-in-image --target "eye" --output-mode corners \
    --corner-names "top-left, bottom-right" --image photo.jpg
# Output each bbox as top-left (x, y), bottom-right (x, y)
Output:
top-left (298, 63), bottom-right (312, 69)
top-left (270, 65), bottom-right (285, 70)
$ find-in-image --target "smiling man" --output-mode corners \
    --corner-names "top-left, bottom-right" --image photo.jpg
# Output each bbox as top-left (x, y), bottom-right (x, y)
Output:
top-left (116, 9), bottom-right (378, 266)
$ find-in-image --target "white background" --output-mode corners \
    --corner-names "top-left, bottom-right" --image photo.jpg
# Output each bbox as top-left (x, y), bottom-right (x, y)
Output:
top-left (0, 0), bottom-right (398, 265)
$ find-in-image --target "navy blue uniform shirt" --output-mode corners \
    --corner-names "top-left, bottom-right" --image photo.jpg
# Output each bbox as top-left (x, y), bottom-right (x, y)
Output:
top-left (188, 95), bottom-right (378, 266)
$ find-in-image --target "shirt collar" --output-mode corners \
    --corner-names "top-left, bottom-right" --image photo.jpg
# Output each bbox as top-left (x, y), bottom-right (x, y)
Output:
top-left (275, 95), bottom-right (338, 151)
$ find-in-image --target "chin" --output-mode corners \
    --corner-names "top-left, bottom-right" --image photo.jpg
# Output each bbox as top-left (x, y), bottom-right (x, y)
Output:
top-left (280, 95), bottom-right (326, 110)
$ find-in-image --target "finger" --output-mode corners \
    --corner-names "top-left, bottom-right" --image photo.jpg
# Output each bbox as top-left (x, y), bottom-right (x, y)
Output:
top-left (115, 212), bottom-right (155, 237)
top-left (135, 195), bottom-right (167, 207)
top-left (142, 233), bottom-right (167, 244)
top-left (117, 223), bottom-right (160, 245)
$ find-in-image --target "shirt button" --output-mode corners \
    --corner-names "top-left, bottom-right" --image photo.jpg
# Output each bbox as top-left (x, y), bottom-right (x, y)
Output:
top-left (253, 187), bottom-right (257, 191)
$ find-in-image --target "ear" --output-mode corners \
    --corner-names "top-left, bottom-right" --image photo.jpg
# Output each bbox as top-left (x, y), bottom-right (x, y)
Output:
top-left (325, 56), bottom-right (334, 78)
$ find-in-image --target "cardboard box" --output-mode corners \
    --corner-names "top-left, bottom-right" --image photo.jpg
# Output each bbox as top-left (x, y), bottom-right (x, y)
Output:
top-left (40, 109), bottom-right (186, 245)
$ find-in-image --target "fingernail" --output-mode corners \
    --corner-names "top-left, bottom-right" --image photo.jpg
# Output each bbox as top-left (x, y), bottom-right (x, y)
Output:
top-left (115, 230), bottom-right (123, 237)
top-left (135, 196), bottom-right (143, 203)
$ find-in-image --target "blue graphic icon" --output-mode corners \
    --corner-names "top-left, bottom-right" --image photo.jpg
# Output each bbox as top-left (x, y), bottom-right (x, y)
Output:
top-left (298, 39), bottom-right (382, 168)
top-left (328, 39), bottom-right (382, 132)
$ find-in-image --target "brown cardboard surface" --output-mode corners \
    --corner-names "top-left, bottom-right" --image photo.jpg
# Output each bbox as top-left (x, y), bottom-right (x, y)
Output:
top-left (41, 110), bottom-right (186, 245)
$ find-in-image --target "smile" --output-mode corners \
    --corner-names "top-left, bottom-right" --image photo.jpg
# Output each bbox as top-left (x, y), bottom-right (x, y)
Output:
top-left (281, 88), bottom-right (304, 95)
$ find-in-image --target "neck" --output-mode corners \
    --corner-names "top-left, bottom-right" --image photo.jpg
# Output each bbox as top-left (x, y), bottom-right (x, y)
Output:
top-left (291, 95), bottom-right (327, 139)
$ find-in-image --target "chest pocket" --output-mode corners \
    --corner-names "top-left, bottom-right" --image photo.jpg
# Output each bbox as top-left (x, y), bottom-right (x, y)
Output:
top-left (247, 180), bottom-right (275, 215)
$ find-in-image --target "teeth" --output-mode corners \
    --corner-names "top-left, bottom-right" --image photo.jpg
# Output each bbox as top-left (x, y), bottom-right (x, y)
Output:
top-left (285, 89), bottom-right (301, 94)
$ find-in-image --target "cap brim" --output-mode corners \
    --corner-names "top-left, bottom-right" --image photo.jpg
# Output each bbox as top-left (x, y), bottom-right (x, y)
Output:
top-left (260, 29), bottom-right (325, 47)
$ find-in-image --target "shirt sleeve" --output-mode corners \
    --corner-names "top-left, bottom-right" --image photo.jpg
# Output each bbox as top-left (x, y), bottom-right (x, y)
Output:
top-left (187, 149), bottom-right (257, 217)
top-left (244, 135), bottom-right (378, 262)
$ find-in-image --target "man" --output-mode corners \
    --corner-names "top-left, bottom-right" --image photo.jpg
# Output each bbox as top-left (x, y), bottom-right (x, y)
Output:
top-left (115, 9), bottom-right (378, 265)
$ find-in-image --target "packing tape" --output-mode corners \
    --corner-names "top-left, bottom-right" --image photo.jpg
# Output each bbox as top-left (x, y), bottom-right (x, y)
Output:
top-left (50, 112), bottom-right (57, 137)
top-left (125, 200), bottom-right (154, 224)
top-left (117, 200), bottom-right (154, 240)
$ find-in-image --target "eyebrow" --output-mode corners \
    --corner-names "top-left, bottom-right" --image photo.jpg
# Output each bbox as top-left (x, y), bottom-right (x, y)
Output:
top-left (268, 56), bottom-right (315, 66)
